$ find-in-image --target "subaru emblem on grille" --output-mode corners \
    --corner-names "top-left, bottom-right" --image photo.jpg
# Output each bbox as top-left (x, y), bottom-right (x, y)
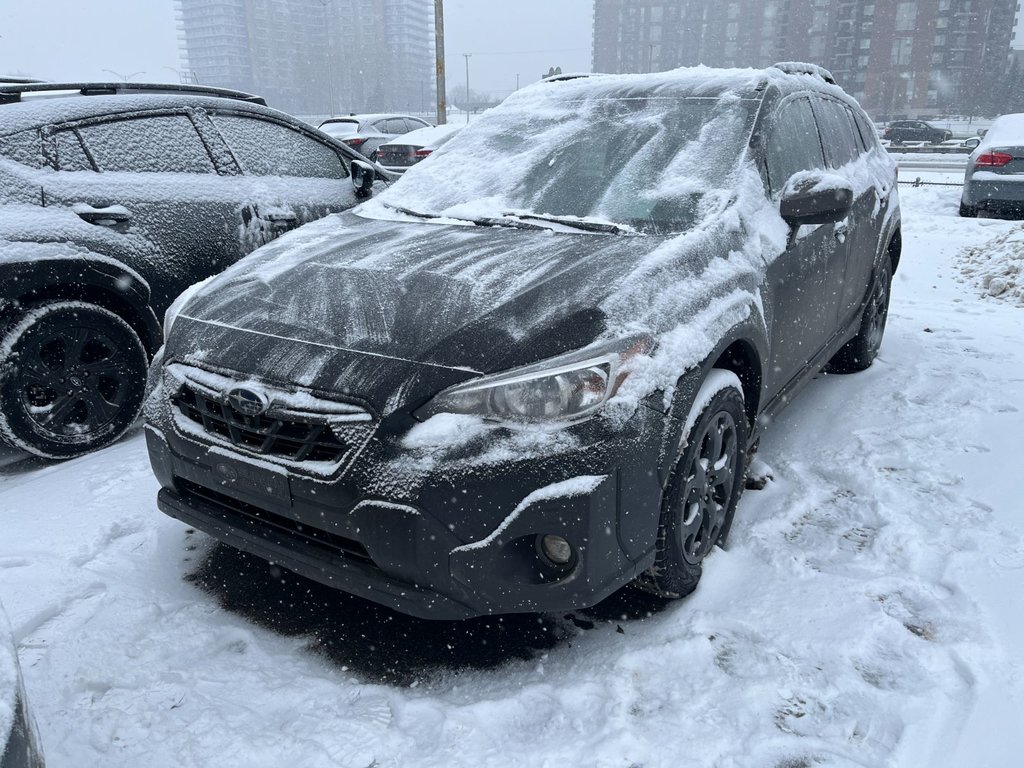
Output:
top-left (227, 386), bottom-right (270, 417)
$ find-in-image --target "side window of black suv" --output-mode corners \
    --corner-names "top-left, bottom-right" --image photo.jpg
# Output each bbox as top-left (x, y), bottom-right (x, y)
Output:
top-left (211, 114), bottom-right (347, 179)
top-left (76, 114), bottom-right (216, 174)
top-left (814, 98), bottom-right (861, 168)
top-left (766, 96), bottom-right (825, 195)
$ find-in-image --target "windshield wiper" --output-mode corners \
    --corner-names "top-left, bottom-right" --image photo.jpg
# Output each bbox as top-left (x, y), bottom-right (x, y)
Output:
top-left (502, 212), bottom-right (632, 235)
top-left (381, 203), bottom-right (548, 231)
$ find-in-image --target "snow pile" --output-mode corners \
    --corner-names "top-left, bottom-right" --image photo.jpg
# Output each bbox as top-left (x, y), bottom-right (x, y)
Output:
top-left (958, 224), bottom-right (1024, 305)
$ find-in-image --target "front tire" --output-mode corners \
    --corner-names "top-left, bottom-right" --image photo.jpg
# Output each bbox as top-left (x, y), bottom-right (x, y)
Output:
top-left (636, 370), bottom-right (749, 599)
top-left (0, 301), bottom-right (147, 459)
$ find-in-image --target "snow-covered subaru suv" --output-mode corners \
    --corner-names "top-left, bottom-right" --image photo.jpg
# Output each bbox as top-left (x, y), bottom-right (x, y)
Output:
top-left (0, 81), bottom-right (386, 458)
top-left (147, 64), bottom-right (900, 619)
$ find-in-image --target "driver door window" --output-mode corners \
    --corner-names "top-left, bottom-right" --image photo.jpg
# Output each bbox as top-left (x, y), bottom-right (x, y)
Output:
top-left (766, 96), bottom-right (825, 195)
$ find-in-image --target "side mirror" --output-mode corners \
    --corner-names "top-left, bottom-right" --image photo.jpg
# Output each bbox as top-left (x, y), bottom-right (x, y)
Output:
top-left (351, 160), bottom-right (376, 199)
top-left (779, 173), bottom-right (853, 226)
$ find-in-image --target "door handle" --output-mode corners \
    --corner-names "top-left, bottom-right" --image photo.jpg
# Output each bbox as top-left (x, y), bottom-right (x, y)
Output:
top-left (264, 211), bottom-right (298, 223)
top-left (74, 204), bottom-right (132, 226)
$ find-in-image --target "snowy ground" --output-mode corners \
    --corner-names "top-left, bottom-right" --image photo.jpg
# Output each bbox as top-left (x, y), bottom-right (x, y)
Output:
top-left (1, 184), bottom-right (1023, 767)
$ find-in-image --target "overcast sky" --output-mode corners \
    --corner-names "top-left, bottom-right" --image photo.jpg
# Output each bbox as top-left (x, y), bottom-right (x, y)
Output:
top-left (0, 0), bottom-right (593, 96)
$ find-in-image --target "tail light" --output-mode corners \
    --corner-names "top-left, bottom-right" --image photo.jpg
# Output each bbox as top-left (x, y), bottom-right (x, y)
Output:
top-left (976, 152), bottom-right (1013, 168)
top-left (343, 137), bottom-right (366, 149)
top-left (414, 148), bottom-right (432, 158)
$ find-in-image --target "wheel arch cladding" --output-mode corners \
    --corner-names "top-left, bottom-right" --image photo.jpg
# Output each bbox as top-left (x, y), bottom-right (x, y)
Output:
top-left (712, 340), bottom-right (761, 428)
top-left (887, 227), bottom-right (902, 273)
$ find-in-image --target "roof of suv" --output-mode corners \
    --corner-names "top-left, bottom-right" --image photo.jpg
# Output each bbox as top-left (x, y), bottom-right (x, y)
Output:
top-left (0, 89), bottom-right (279, 139)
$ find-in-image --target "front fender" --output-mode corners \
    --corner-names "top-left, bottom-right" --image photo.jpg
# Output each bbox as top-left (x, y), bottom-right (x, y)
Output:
top-left (0, 240), bottom-right (161, 353)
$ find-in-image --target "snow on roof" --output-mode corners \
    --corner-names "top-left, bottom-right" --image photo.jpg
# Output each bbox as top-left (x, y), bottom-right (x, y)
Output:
top-left (0, 93), bottom-right (276, 137)
top-left (978, 113), bottom-right (1024, 150)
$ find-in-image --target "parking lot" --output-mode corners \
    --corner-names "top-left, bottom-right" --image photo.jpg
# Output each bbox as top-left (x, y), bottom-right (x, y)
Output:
top-left (2, 182), bottom-right (1022, 767)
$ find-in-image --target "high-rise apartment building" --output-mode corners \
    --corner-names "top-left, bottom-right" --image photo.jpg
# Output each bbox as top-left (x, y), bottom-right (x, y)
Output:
top-left (592, 0), bottom-right (1016, 118)
top-left (175, 0), bottom-right (433, 117)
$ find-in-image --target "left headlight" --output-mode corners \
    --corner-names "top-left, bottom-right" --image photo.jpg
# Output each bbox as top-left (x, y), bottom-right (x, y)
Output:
top-left (416, 338), bottom-right (651, 423)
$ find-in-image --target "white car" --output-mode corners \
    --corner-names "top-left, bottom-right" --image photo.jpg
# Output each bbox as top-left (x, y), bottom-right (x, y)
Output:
top-left (319, 113), bottom-right (432, 159)
top-left (374, 123), bottom-right (463, 174)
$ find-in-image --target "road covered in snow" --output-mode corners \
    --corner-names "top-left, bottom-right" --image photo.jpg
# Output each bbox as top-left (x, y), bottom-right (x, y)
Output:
top-left (1, 183), bottom-right (1022, 767)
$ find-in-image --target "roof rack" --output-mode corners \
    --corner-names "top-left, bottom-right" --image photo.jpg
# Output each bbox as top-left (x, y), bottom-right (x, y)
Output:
top-left (0, 77), bottom-right (47, 85)
top-left (0, 82), bottom-right (266, 106)
top-left (771, 62), bottom-right (837, 85)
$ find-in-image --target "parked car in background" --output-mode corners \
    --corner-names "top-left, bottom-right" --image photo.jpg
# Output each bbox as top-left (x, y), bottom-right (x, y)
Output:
top-left (960, 113), bottom-right (1024, 217)
top-left (375, 123), bottom-right (463, 174)
top-left (1, 606), bottom-right (44, 768)
top-left (319, 113), bottom-right (432, 159)
top-left (147, 63), bottom-right (900, 620)
top-left (883, 119), bottom-right (952, 144)
top-left (0, 81), bottom-right (387, 459)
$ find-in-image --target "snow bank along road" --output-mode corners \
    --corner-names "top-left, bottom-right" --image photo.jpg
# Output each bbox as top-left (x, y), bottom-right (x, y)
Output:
top-left (1, 184), bottom-right (1023, 768)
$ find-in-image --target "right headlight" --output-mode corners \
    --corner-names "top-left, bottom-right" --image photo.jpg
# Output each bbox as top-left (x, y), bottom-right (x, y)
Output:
top-left (415, 337), bottom-right (652, 424)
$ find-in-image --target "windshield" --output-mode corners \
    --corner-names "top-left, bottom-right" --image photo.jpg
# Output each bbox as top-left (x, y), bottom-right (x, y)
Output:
top-left (377, 92), bottom-right (759, 234)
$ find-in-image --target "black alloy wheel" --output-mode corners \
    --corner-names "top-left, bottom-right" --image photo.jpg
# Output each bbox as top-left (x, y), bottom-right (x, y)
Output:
top-left (0, 302), bottom-right (147, 459)
top-left (637, 376), bottom-right (749, 599)
top-left (827, 257), bottom-right (893, 374)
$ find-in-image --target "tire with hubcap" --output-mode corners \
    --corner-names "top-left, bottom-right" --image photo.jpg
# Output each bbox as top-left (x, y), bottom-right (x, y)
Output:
top-left (0, 301), bottom-right (148, 459)
top-left (637, 369), bottom-right (749, 599)
top-left (827, 257), bottom-right (893, 374)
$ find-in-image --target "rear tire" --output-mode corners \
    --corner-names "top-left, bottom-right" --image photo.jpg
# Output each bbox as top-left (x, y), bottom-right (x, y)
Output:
top-left (636, 370), bottom-right (749, 599)
top-left (827, 257), bottom-right (893, 374)
top-left (0, 301), bottom-right (147, 459)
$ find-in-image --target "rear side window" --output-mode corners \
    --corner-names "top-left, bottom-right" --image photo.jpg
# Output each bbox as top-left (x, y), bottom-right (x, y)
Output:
top-left (212, 114), bottom-right (346, 179)
top-left (77, 115), bottom-right (215, 173)
top-left (850, 108), bottom-right (880, 151)
top-left (766, 96), bottom-right (824, 194)
top-left (0, 130), bottom-right (44, 169)
top-left (815, 99), bottom-right (859, 168)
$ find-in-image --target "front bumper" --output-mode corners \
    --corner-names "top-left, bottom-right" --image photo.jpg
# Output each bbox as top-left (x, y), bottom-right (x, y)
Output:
top-left (146, 377), bottom-right (668, 619)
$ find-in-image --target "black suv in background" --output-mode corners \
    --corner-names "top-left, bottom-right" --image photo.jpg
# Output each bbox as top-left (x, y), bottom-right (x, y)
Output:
top-left (148, 64), bottom-right (900, 619)
top-left (0, 82), bottom-right (386, 459)
top-left (883, 119), bottom-right (952, 144)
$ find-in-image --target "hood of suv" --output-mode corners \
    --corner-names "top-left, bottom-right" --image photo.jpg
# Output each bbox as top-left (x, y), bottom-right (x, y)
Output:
top-left (166, 211), bottom-right (720, 411)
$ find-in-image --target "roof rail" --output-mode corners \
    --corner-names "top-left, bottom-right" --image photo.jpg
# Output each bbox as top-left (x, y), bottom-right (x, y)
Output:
top-left (0, 77), bottom-right (47, 85)
top-left (0, 82), bottom-right (266, 106)
top-left (771, 62), bottom-right (837, 85)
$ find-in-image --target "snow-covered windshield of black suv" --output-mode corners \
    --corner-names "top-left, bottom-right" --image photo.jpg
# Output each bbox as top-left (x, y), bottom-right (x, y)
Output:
top-left (373, 88), bottom-right (759, 234)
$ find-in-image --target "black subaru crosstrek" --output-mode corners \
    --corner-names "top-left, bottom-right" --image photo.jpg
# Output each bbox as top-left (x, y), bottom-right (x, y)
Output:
top-left (0, 81), bottom-right (385, 459)
top-left (147, 64), bottom-right (901, 619)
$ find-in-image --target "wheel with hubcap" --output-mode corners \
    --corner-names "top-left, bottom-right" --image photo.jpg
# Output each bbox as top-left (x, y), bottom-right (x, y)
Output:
top-left (637, 370), bottom-right (749, 599)
top-left (0, 301), bottom-right (148, 459)
top-left (827, 257), bottom-right (893, 374)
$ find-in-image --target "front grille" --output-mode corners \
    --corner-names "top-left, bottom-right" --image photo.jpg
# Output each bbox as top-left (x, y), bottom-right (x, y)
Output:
top-left (178, 478), bottom-right (373, 564)
top-left (173, 386), bottom-right (347, 462)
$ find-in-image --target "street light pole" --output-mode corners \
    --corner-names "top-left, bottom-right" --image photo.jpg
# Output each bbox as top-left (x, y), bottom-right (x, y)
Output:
top-left (463, 52), bottom-right (471, 124)
top-left (435, 0), bottom-right (446, 124)
top-left (102, 69), bottom-right (145, 82)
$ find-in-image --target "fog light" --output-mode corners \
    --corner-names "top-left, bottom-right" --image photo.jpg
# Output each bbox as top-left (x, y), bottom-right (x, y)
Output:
top-left (539, 534), bottom-right (573, 566)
